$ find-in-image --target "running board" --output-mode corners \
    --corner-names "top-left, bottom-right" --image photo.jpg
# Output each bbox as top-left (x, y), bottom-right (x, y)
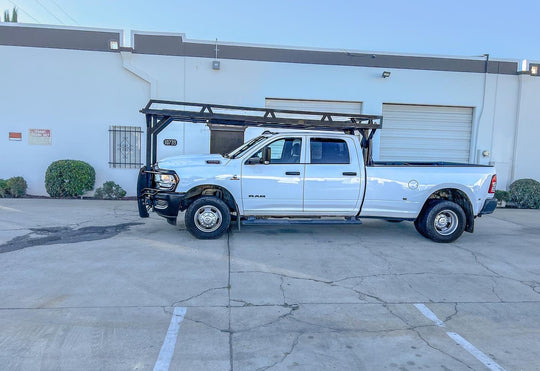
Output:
top-left (241, 217), bottom-right (362, 225)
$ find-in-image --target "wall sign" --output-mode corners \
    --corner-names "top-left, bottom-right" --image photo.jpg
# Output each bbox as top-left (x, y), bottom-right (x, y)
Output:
top-left (29, 129), bottom-right (51, 145)
top-left (163, 138), bottom-right (177, 146)
top-left (9, 132), bottom-right (22, 141)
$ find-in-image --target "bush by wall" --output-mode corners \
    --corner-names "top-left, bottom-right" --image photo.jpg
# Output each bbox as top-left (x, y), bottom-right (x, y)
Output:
top-left (94, 181), bottom-right (127, 200)
top-left (0, 177), bottom-right (28, 198)
top-left (0, 179), bottom-right (8, 197)
top-left (494, 190), bottom-right (510, 202)
top-left (45, 160), bottom-right (95, 198)
top-left (509, 178), bottom-right (540, 209)
top-left (6, 176), bottom-right (27, 197)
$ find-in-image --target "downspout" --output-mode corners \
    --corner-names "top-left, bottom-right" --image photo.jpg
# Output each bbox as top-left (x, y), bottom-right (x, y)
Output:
top-left (472, 53), bottom-right (489, 163)
top-left (510, 73), bottom-right (524, 183)
top-left (120, 50), bottom-right (157, 98)
top-left (488, 62), bottom-right (500, 165)
top-left (120, 50), bottom-right (158, 169)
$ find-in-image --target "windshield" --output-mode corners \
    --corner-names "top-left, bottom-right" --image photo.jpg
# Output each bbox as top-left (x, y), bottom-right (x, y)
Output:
top-left (225, 135), bottom-right (267, 159)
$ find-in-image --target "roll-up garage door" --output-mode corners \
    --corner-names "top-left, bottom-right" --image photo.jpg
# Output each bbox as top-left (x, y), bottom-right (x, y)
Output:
top-left (266, 98), bottom-right (362, 116)
top-left (380, 104), bottom-right (473, 163)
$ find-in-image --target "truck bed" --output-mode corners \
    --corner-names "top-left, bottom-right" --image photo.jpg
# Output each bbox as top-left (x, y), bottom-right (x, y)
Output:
top-left (371, 161), bottom-right (492, 167)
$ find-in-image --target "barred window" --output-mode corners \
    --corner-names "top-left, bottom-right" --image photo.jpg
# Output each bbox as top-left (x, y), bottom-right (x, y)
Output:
top-left (109, 126), bottom-right (143, 168)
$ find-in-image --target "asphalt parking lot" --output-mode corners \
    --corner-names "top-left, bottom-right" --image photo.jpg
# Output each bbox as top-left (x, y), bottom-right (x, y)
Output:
top-left (0, 199), bottom-right (539, 371)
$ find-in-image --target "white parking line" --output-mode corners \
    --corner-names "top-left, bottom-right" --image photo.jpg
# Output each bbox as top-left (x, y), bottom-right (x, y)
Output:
top-left (414, 303), bottom-right (446, 327)
top-left (414, 303), bottom-right (506, 371)
top-left (446, 332), bottom-right (506, 371)
top-left (154, 307), bottom-right (187, 371)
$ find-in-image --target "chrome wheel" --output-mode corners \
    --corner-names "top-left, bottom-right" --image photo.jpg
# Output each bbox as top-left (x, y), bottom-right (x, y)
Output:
top-left (194, 205), bottom-right (222, 232)
top-left (433, 209), bottom-right (458, 236)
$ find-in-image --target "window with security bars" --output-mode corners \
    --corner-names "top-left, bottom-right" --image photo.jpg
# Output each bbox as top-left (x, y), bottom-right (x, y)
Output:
top-left (109, 126), bottom-right (143, 168)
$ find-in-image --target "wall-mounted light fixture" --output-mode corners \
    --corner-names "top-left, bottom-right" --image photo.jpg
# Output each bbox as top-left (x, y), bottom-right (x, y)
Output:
top-left (109, 40), bottom-right (119, 50)
top-left (530, 63), bottom-right (539, 76)
top-left (382, 71), bottom-right (391, 78)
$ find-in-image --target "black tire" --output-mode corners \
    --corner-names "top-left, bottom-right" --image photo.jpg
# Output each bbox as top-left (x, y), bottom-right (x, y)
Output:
top-left (414, 218), bottom-right (428, 238)
top-left (417, 200), bottom-right (466, 243)
top-left (185, 196), bottom-right (231, 239)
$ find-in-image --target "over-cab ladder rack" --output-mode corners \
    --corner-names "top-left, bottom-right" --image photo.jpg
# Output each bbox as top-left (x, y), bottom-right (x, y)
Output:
top-left (141, 100), bottom-right (383, 167)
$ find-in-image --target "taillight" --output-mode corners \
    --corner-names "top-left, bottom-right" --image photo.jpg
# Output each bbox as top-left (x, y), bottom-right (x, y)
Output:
top-left (488, 175), bottom-right (497, 194)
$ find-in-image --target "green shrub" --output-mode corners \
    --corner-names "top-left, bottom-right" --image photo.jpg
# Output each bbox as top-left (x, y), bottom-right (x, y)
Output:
top-left (6, 176), bottom-right (27, 198)
top-left (509, 178), bottom-right (540, 209)
top-left (0, 179), bottom-right (8, 197)
top-left (94, 181), bottom-right (126, 200)
top-left (494, 190), bottom-right (510, 202)
top-left (45, 160), bottom-right (95, 198)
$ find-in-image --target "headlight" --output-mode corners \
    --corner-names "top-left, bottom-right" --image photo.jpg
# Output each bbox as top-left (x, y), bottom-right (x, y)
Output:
top-left (155, 173), bottom-right (178, 190)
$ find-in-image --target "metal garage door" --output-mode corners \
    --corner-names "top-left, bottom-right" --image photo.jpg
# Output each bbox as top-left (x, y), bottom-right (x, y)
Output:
top-left (266, 98), bottom-right (363, 116)
top-left (380, 104), bottom-right (473, 163)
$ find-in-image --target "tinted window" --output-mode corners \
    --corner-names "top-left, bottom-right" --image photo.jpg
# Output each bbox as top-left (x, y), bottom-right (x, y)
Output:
top-left (251, 138), bottom-right (302, 164)
top-left (310, 138), bottom-right (350, 164)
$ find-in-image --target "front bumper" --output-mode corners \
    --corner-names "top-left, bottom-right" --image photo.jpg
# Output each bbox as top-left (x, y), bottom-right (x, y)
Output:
top-left (137, 166), bottom-right (185, 219)
top-left (479, 197), bottom-right (497, 216)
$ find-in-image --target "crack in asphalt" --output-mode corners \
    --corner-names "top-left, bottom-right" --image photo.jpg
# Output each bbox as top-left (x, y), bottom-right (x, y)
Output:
top-left (384, 304), bottom-right (474, 370)
top-left (249, 303), bottom-right (473, 370)
top-left (170, 286), bottom-right (229, 306)
top-left (256, 333), bottom-right (302, 371)
top-left (233, 305), bottom-right (299, 334)
top-left (231, 267), bottom-right (540, 303)
top-left (443, 303), bottom-right (459, 323)
top-left (182, 317), bottom-right (228, 333)
top-left (453, 244), bottom-right (540, 297)
top-left (0, 223), bottom-right (143, 253)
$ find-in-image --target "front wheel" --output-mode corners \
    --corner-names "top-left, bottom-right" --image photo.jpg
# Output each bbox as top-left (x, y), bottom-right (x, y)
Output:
top-left (416, 200), bottom-right (466, 243)
top-left (185, 196), bottom-right (231, 239)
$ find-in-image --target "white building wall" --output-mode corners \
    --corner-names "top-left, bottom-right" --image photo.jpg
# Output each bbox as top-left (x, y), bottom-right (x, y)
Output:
top-left (513, 74), bottom-right (540, 183)
top-left (1, 24), bottom-right (536, 196)
top-left (0, 45), bottom-right (148, 196)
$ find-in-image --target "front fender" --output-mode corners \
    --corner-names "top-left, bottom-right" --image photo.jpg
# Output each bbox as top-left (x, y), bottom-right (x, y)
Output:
top-left (176, 166), bottom-right (243, 214)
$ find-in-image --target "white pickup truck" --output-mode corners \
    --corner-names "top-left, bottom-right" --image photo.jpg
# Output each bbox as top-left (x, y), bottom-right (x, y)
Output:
top-left (138, 129), bottom-right (497, 243)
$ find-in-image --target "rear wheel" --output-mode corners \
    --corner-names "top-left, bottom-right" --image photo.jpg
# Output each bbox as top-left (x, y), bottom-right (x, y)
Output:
top-left (185, 196), bottom-right (231, 239)
top-left (417, 200), bottom-right (466, 243)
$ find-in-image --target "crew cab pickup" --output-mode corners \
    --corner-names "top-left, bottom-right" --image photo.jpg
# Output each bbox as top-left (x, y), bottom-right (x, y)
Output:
top-left (138, 130), bottom-right (497, 242)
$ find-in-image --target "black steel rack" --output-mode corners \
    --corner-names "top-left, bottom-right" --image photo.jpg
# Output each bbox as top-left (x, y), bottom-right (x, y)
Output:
top-left (141, 100), bottom-right (383, 167)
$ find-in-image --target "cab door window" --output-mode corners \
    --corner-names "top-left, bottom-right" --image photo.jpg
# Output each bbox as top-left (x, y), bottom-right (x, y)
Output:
top-left (250, 138), bottom-right (302, 164)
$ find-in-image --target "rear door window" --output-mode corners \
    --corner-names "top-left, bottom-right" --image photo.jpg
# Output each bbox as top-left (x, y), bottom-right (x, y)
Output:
top-left (310, 138), bottom-right (350, 164)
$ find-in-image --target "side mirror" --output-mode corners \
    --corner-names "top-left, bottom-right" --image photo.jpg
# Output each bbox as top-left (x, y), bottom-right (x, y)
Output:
top-left (262, 147), bottom-right (271, 164)
top-left (246, 157), bottom-right (261, 165)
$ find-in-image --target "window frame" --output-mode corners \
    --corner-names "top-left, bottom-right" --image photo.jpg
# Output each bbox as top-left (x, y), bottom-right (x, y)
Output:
top-left (109, 125), bottom-right (143, 169)
top-left (244, 137), bottom-right (303, 165)
top-left (308, 137), bottom-right (351, 165)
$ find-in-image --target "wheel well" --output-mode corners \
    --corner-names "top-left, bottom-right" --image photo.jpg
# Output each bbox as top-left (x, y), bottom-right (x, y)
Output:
top-left (420, 188), bottom-right (475, 233)
top-left (182, 185), bottom-right (237, 212)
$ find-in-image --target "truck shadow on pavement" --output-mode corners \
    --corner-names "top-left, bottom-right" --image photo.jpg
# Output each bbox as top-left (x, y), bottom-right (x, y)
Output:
top-left (0, 223), bottom-right (142, 254)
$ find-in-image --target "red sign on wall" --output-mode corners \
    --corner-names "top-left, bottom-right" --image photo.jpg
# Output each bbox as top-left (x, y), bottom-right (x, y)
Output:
top-left (29, 129), bottom-right (51, 145)
top-left (9, 132), bottom-right (22, 141)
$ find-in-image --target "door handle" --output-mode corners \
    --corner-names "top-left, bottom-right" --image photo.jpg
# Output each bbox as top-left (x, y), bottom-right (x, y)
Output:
top-left (285, 171), bottom-right (300, 175)
top-left (342, 172), bottom-right (357, 176)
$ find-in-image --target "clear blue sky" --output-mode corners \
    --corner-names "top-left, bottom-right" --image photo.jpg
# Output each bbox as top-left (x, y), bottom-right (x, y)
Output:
top-left (2, 0), bottom-right (539, 61)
